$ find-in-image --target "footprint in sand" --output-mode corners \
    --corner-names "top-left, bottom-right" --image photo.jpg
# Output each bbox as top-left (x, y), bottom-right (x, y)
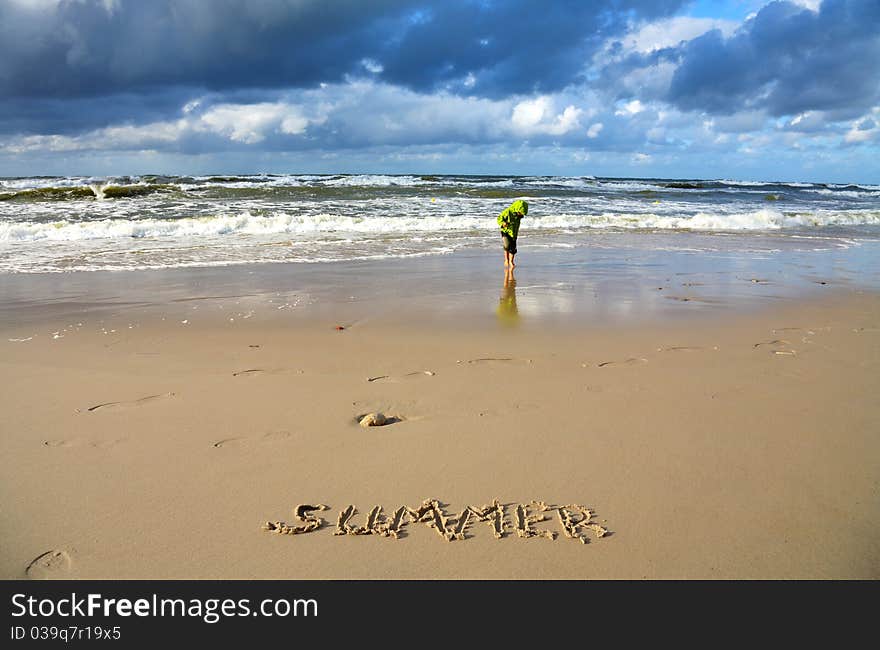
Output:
top-left (232, 368), bottom-right (301, 377)
top-left (475, 402), bottom-right (539, 418)
top-left (43, 439), bottom-right (83, 448)
top-left (656, 345), bottom-right (705, 352)
top-left (460, 357), bottom-right (533, 365)
top-left (82, 392), bottom-right (174, 413)
top-left (754, 339), bottom-right (797, 355)
top-left (772, 326), bottom-right (829, 335)
top-left (212, 431), bottom-right (291, 448)
top-left (664, 295), bottom-right (719, 304)
top-left (232, 368), bottom-right (265, 377)
top-left (26, 550), bottom-right (72, 579)
top-left (367, 370), bottom-right (435, 383)
top-left (43, 437), bottom-right (124, 449)
top-left (754, 339), bottom-right (790, 348)
top-left (597, 357), bottom-right (647, 368)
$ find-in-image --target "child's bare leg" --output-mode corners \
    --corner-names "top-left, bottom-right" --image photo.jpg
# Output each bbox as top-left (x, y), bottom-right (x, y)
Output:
top-left (509, 253), bottom-right (516, 268)
top-left (503, 251), bottom-right (510, 266)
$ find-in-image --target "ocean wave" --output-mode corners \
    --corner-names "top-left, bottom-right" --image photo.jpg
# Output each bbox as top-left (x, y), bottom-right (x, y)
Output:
top-left (0, 176), bottom-right (109, 191)
top-left (0, 182), bottom-right (176, 202)
top-left (0, 212), bottom-right (482, 241)
top-left (4, 174), bottom-right (878, 204)
top-left (825, 183), bottom-right (880, 191)
top-left (322, 174), bottom-right (428, 187)
top-left (520, 176), bottom-right (596, 188)
top-left (634, 209), bottom-right (880, 230)
top-left (0, 186), bottom-right (96, 201)
top-left (714, 179), bottom-right (792, 188)
top-left (529, 209), bottom-right (880, 230)
top-left (186, 173), bottom-right (434, 188)
top-left (4, 208), bottom-right (878, 243)
top-left (594, 180), bottom-right (666, 192)
top-left (803, 188), bottom-right (880, 198)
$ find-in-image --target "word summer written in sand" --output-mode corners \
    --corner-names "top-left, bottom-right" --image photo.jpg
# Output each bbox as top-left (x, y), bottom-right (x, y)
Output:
top-left (263, 499), bottom-right (611, 544)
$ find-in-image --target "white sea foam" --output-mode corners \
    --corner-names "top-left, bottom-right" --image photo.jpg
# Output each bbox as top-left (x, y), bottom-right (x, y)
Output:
top-left (715, 179), bottom-right (782, 187)
top-left (3, 208), bottom-right (878, 244)
top-left (323, 174), bottom-right (426, 186)
top-left (803, 188), bottom-right (880, 199)
top-left (0, 176), bottom-right (109, 191)
top-left (594, 180), bottom-right (666, 191)
top-left (713, 179), bottom-right (838, 189)
top-left (521, 176), bottom-right (596, 188)
top-left (190, 174), bottom-right (434, 188)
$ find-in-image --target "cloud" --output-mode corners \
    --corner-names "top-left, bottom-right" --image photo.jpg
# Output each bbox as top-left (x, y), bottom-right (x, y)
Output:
top-left (0, 0), bottom-right (877, 182)
top-left (843, 108), bottom-right (880, 145)
top-left (617, 15), bottom-right (738, 53)
top-left (0, 82), bottom-right (595, 154)
top-left (197, 103), bottom-right (310, 144)
top-left (0, 0), bottom-right (687, 101)
top-left (0, 99), bottom-right (318, 153)
top-left (511, 97), bottom-right (583, 136)
top-left (615, 100), bottom-right (645, 116)
top-left (665, 0), bottom-right (880, 116)
top-left (709, 110), bottom-right (769, 133)
top-left (1, 120), bottom-right (185, 154)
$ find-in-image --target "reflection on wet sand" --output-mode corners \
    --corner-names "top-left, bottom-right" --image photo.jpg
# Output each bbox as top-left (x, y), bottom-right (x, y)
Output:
top-left (497, 268), bottom-right (519, 326)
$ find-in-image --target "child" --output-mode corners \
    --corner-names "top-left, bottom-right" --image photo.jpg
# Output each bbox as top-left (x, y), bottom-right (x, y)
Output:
top-left (497, 199), bottom-right (528, 268)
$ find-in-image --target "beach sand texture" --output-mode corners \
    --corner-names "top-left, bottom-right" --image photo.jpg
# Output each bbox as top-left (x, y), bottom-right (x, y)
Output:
top-left (1, 280), bottom-right (878, 580)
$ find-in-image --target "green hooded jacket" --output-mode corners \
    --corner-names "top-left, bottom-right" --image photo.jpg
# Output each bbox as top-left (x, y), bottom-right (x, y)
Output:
top-left (497, 199), bottom-right (529, 238)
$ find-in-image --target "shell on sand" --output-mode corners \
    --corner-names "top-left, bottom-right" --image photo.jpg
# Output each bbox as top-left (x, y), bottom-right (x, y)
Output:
top-left (359, 412), bottom-right (387, 428)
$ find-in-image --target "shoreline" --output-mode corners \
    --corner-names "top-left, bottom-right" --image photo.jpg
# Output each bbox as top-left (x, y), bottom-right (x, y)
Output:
top-left (2, 241), bottom-right (877, 335)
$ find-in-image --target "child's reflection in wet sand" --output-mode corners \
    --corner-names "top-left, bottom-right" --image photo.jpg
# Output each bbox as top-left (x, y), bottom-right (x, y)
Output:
top-left (496, 267), bottom-right (519, 326)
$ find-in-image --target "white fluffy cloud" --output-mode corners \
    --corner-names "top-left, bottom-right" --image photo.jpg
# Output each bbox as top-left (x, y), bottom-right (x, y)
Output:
top-left (620, 15), bottom-right (738, 53)
top-left (511, 97), bottom-right (584, 136)
top-left (843, 107), bottom-right (880, 145)
top-left (615, 100), bottom-right (645, 116)
top-left (197, 103), bottom-right (310, 144)
top-left (1, 84), bottom-right (594, 154)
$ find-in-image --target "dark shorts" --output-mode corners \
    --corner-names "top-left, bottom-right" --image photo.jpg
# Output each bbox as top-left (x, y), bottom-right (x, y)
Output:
top-left (501, 233), bottom-right (517, 254)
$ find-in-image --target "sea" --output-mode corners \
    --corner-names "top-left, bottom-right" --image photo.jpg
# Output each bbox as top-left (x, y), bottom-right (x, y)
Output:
top-left (1, 173), bottom-right (879, 274)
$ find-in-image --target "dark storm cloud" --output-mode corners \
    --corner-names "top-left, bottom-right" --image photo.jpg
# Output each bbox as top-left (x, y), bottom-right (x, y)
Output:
top-left (0, 0), bottom-right (685, 101)
top-left (375, 0), bottom-right (686, 97)
top-left (665, 0), bottom-right (880, 116)
top-left (0, 90), bottom-right (198, 136)
top-left (0, 0), bottom-right (402, 98)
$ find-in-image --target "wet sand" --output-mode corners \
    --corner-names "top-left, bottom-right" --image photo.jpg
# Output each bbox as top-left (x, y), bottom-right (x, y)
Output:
top-left (1, 251), bottom-right (879, 579)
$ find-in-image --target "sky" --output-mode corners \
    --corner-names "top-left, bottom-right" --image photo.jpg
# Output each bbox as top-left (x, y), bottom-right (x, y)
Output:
top-left (0, 0), bottom-right (878, 182)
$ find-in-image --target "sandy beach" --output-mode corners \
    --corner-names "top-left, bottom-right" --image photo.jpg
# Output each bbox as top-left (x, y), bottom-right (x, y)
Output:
top-left (2, 249), bottom-right (878, 580)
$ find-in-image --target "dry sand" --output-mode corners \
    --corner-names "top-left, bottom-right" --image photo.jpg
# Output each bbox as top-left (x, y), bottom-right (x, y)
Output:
top-left (1, 284), bottom-right (878, 579)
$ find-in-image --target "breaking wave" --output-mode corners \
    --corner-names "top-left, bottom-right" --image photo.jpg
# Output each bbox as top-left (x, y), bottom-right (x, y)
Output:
top-left (3, 208), bottom-right (878, 243)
